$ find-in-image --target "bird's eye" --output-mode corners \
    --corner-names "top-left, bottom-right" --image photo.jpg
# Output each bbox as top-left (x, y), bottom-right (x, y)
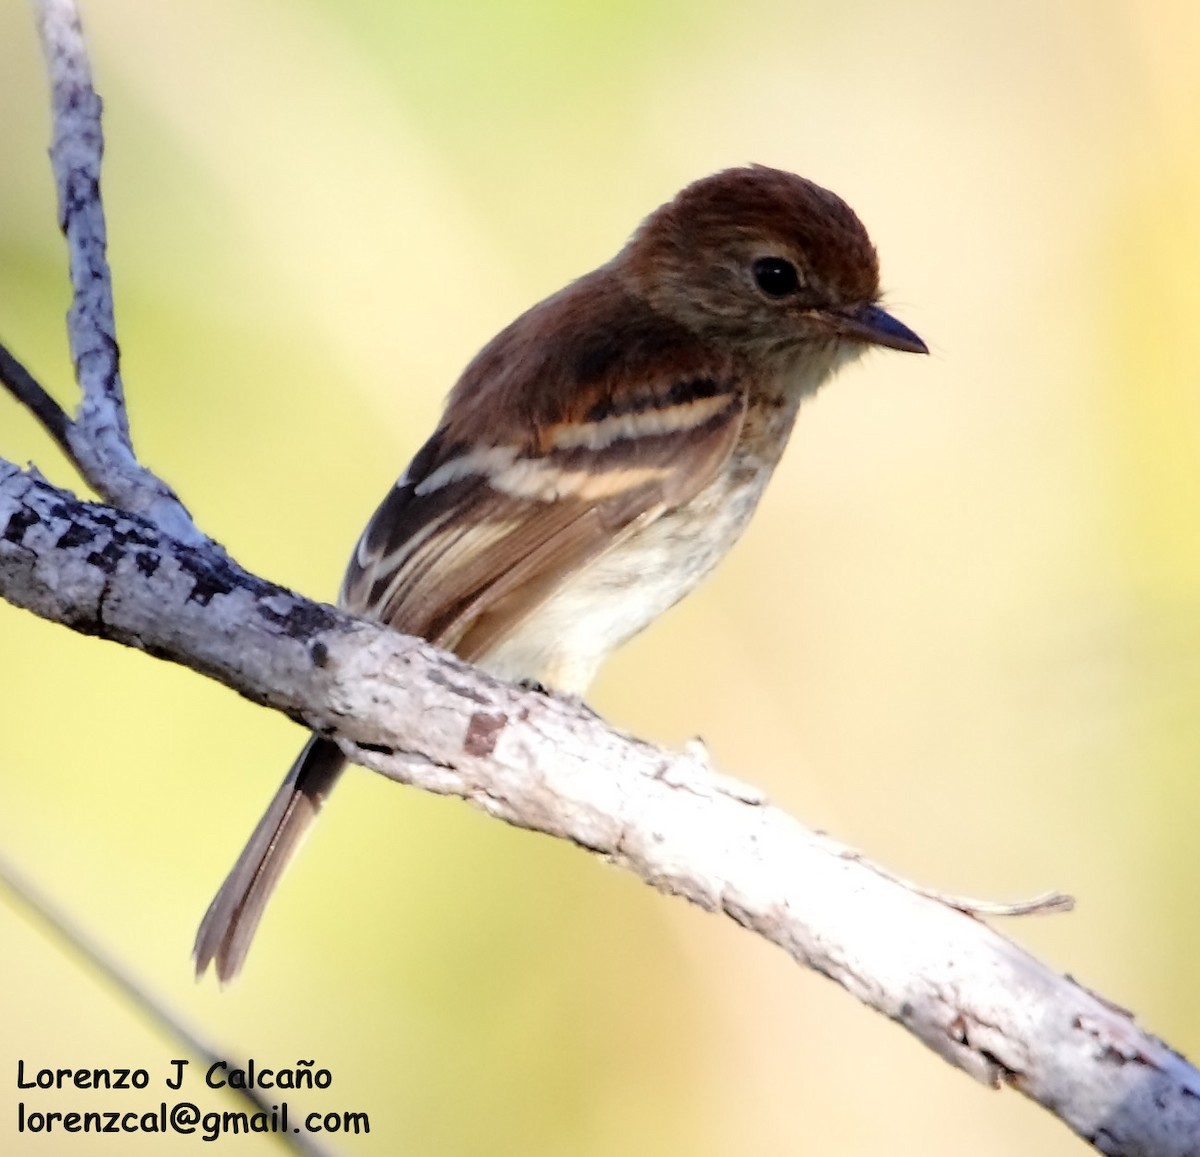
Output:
top-left (752, 257), bottom-right (800, 298)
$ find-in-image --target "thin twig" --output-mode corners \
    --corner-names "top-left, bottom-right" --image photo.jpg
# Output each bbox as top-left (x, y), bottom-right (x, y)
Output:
top-left (0, 340), bottom-right (77, 462)
top-left (839, 848), bottom-right (1076, 917)
top-left (0, 851), bottom-right (333, 1157)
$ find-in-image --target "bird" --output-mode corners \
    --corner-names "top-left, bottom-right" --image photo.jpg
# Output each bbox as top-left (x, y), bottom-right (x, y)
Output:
top-left (194, 163), bottom-right (927, 982)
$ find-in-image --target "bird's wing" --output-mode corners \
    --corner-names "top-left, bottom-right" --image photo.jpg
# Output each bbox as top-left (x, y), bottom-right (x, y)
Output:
top-left (339, 373), bottom-right (747, 665)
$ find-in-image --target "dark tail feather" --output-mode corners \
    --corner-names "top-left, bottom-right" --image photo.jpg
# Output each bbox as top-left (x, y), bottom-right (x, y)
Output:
top-left (194, 736), bottom-right (345, 983)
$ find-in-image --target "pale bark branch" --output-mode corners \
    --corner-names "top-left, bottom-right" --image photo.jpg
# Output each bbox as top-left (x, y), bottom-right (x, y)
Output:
top-left (3, 2), bottom-right (1199, 1155)
top-left (29, 0), bottom-right (202, 543)
top-left (2, 461), bottom-right (1200, 1154)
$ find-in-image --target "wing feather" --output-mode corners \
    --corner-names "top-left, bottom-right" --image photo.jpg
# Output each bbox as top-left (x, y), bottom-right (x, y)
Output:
top-left (340, 383), bottom-right (746, 665)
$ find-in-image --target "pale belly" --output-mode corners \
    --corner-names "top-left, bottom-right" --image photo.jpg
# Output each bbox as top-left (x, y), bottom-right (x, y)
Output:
top-left (478, 349), bottom-right (845, 693)
top-left (479, 450), bottom-right (776, 694)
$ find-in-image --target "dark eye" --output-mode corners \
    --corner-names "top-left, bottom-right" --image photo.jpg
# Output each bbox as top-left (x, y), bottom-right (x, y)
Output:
top-left (752, 257), bottom-right (800, 297)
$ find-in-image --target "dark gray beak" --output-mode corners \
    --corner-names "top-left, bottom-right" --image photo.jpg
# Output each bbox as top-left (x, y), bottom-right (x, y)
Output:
top-left (823, 302), bottom-right (928, 354)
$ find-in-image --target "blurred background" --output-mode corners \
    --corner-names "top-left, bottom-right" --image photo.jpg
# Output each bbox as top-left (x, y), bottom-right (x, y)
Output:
top-left (2, 0), bottom-right (1198, 1152)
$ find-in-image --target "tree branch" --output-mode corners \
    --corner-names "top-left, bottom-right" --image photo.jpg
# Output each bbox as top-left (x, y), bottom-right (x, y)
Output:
top-left (2, 459), bottom-right (1199, 1154)
top-left (0, 341), bottom-right (73, 456)
top-left (30, 0), bottom-right (202, 543)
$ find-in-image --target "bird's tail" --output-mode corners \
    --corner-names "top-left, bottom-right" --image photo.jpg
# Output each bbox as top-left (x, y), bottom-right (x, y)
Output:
top-left (193, 735), bottom-right (345, 983)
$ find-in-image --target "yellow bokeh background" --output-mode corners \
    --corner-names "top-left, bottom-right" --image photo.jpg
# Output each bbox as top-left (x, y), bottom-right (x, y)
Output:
top-left (2, 1), bottom-right (1199, 1153)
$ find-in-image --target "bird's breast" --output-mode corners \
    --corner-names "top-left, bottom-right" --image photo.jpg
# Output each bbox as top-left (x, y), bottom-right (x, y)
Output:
top-left (478, 418), bottom-right (794, 696)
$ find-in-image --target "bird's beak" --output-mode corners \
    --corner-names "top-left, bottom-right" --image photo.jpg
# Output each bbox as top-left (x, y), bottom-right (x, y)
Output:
top-left (821, 302), bottom-right (928, 354)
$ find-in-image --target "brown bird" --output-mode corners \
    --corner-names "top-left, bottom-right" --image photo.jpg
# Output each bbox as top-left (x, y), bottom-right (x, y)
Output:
top-left (194, 164), bottom-right (927, 982)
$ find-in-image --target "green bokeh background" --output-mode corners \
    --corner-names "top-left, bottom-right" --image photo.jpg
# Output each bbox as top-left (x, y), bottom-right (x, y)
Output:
top-left (2, 1), bottom-right (1199, 1153)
